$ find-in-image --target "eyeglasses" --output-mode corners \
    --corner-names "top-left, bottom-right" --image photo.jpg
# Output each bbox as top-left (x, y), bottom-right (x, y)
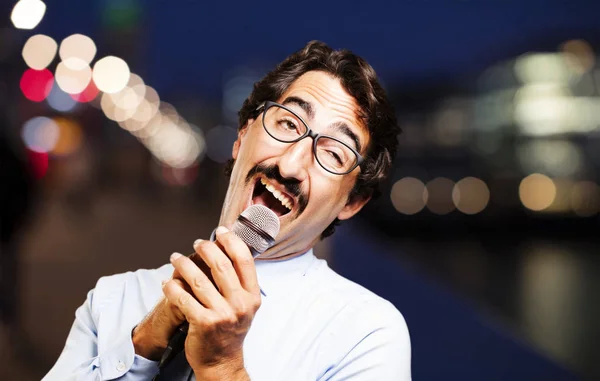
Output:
top-left (255, 101), bottom-right (364, 175)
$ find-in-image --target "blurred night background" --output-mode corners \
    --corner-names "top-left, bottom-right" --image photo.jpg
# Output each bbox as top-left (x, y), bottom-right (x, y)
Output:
top-left (1, 0), bottom-right (599, 380)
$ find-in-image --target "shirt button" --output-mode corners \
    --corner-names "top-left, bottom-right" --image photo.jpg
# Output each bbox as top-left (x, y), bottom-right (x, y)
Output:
top-left (116, 361), bottom-right (127, 372)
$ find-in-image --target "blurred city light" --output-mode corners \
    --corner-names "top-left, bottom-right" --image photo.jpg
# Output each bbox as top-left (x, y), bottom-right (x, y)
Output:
top-left (47, 84), bottom-right (78, 112)
top-left (59, 34), bottom-right (96, 65)
top-left (142, 116), bottom-right (204, 168)
top-left (545, 178), bottom-right (573, 213)
top-left (109, 73), bottom-right (145, 111)
top-left (430, 99), bottom-right (469, 147)
top-left (11, 0), bottom-right (46, 30)
top-left (92, 56), bottom-right (130, 93)
top-left (514, 53), bottom-right (572, 85)
top-left (519, 174), bottom-right (556, 211)
top-left (205, 125), bottom-right (238, 163)
top-left (513, 83), bottom-right (580, 136)
top-left (390, 177), bottom-right (428, 215)
top-left (426, 177), bottom-right (456, 215)
top-left (517, 140), bottom-right (584, 177)
top-left (26, 149), bottom-right (49, 179)
top-left (51, 117), bottom-right (83, 156)
top-left (70, 80), bottom-right (99, 103)
top-left (101, 92), bottom-right (135, 122)
top-left (452, 177), bottom-right (490, 215)
top-left (22, 34), bottom-right (57, 70)
top-left (561, 40), bottom-right (595, 74)
top-left (21, 116), bottom-right (59, 153)
top-left (55, 59), bottom-right (92, 94)
top-left (20, 68), bottom-right (53, 102)
top-left (570, 181), bottom-right (600, 217)
top-left (223, 70), bottom-right (258, 122)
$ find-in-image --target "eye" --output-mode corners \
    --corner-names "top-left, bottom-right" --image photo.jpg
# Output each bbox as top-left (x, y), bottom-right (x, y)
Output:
top-left (328, 150), bottom-right (343, 165)
top-left (278, 118), bottom-right (299, 131)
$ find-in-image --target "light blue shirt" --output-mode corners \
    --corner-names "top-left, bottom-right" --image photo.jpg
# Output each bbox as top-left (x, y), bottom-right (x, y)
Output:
top-left (43, 249), bottom-right (411, 380)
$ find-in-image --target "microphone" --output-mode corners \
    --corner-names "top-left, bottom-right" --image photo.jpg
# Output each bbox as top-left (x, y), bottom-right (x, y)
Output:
top-left (156, 205), bottom-right (280, 374)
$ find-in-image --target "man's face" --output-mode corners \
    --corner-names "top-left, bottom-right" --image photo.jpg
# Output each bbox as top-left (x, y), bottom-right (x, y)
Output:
top-left (219, 71), bottom-right (371, 260)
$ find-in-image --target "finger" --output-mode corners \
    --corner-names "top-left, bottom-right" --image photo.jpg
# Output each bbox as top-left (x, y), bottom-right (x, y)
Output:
top-left (162, 275), bottom-right (209, 325)
top-left (214, 226), bottom-right (260, 295)
top-left (169, 253), bottom-right (229, 311)
top-left (193, 238), bottom-right (243, 298)
top-left (160, 278), bottom-right (187, 322)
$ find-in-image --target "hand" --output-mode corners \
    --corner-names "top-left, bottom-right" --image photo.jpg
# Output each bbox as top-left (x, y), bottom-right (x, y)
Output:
top-left (162, 226), bottom-right (261, 380)
top-left (132, 254), bottom-right (216, 360)
top-left (131, 272), bottom-right (187, 360)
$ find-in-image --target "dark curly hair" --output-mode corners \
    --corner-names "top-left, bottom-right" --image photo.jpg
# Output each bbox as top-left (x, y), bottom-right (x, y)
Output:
top-left (225, 41), bottom-right (401, 239)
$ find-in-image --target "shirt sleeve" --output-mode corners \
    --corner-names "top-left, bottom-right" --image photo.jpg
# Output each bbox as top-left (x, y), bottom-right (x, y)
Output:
top-left (42, 288), bottom-right (160, 381)
top-left (320, 300), bottom-right (412, 381)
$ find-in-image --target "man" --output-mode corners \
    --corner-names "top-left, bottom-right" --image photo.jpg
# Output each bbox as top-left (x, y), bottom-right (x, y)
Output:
top-left (43, 41), bottom-right (410, 381)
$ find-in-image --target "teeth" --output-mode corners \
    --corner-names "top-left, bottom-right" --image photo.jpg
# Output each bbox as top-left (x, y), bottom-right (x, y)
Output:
top-left (259, 178), bottom-right (292, 210)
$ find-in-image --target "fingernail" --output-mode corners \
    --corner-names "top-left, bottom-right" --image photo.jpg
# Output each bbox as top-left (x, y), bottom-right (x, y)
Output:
top-left (170, 252), bottom-right (182, 262)
top-left (215, 226), bottom-right (228, 235)
top-left (193, 239), bottom-right (203, 248)
top-left (161, 279), bottom-right (167, 287)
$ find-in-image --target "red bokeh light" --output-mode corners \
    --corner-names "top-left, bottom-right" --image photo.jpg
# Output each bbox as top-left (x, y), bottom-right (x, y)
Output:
top-left (27, 149), bottom-right (49, 179)
top-left (70, 79), bottom-right (99, 103)
top-left (20, 69), bottom-right (54, 102)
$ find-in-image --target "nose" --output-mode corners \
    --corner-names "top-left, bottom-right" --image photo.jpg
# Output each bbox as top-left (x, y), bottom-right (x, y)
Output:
top-left (277, 138), bottom-right (313, 182)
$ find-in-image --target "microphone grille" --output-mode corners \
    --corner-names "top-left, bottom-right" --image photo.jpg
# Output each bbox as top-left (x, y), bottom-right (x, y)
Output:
top-left (233, 204), bottom-right (280, 255)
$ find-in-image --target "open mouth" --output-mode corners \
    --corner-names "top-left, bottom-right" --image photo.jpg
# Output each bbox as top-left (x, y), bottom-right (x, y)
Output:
top-left (251, 177), bottom-right (294, 217)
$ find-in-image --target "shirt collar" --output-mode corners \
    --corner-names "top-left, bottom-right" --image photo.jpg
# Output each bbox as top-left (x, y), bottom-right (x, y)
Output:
top-left (255, 249), bottom-right (316, 297)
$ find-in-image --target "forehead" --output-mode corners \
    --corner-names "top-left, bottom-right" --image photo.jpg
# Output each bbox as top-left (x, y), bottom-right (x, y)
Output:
top-left (278, 71), bottom-right (369, 144)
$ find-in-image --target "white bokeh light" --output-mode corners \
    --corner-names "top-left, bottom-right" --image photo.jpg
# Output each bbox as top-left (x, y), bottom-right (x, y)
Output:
top-left (55, 59), bottom-right (93, 94)
top-left (22, 34), bottom-right (57, 70)
top-left (11, 0), bottom-right (46, 30)
top-left (59, 34), bottom-right (96, 65)
top-left (93, 56), bottom-right (130, 94)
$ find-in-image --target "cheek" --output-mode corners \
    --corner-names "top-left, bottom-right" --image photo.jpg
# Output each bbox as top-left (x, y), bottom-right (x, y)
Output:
top-left (239, 131), bottom-right (287, 162)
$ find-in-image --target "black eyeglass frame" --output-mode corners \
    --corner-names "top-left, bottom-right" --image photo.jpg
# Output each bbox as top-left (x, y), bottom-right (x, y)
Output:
top-left (255, 101), bottom-right (365, 175)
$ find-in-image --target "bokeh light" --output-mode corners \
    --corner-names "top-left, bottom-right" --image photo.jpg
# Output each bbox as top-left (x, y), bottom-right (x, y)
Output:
top-left (51, 117), bottom-right (83, 156)
top-left (426, 177), bottom-right (456, 215)
top-left (109, 74), bottom-right (146, 111)
top-left (92, 56), bottom-right (130, 93)
top-left (20, 68), bottom-right (53, 102)
top-left (143, 117), bottom-right (204, 168)
top-left (21, 116), bottom-right (59, 153)
top-left (70, 80), bottom-right (99, 103)
top-left (570, 181), bottom-right (600, 217)
top-left (59, 34), bottom-right (96, 65)
top-left (55, 59), bottom-right (92, 94)
top-left (11, 0), bottom-right (46, 30)
top-left (22, 34), bottom-right (57, 70)
top-left (452, 177), bottom-right (490, 215)
top-left (205, 125), bottom-right (238, 163)
top-left (101, 92), bottom-right (135, 122)
top-left (47, 83), bottom-right (78, 112)
top-left (27, 149), bottom-right (49, 179)
top-left (561, 40), bottom-right (595, 74)
top-left (519, 174), bottom-right (556, 211)
top-left (390, 177), bottom-right (428, 215)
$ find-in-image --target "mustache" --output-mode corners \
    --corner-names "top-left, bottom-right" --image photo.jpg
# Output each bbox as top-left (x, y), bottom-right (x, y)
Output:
top-left (245, 164), bottom-right (308, 215)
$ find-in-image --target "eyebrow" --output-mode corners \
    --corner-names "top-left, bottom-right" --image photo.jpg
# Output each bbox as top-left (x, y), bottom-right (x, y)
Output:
top-left (282, 96), bottom-right (362, 153)
top-left (282, 96), bottom-right (314, 120)
top-left (330, 121), bottom-right (362, 153)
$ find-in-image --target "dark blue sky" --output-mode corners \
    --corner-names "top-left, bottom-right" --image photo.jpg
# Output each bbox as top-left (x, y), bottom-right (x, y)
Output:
top-left (37, 0), bottom-right (600, 95)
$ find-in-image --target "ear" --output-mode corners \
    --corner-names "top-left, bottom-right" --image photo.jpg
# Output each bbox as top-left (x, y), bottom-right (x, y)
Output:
top-left (232, 119), bottom-right (253, 160)
top-left (336, 193), bottom-right (371, 221)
